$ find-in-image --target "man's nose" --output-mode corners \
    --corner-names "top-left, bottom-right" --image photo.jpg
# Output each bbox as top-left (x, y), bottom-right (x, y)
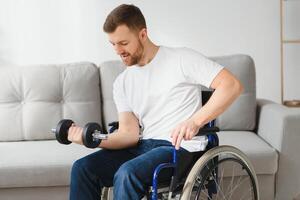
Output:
top-left (114, 45), bottom-right (124, 55)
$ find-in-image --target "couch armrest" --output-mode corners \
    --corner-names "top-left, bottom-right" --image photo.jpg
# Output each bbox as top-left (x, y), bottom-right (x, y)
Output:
top-left (256, 98), bottom-right (298, 151)
top-left (256, 98), bottom-right (300, 199)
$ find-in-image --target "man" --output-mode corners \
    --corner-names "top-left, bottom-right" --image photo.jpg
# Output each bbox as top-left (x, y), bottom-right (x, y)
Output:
top-left (68, 4), bottom-right (243, 200)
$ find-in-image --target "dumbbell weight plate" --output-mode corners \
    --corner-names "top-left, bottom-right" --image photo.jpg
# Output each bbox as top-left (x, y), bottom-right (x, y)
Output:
top-left (82, 123), bottom-right (102, 148)
top-left (55, 119), bottom-right (73, 145)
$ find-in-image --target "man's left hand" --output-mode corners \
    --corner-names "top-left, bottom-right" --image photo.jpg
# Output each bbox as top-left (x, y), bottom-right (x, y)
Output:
top-left (171, 119), bottom-right (202, 150)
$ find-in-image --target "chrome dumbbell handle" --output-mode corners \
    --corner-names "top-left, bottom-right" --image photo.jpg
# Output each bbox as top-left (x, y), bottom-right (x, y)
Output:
top-left (92, 131), bottom-right (109, 140)
top-left (52, 128), bottom-right (108, 141)
top-left (92, 131), bottom-right (143, 141)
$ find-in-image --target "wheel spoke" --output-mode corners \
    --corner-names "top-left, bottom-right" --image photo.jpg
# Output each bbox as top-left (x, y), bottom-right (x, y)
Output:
top-left (181, 146), bottom-right (258, 200)
top-left (211, 170), bottom-right (227, 199)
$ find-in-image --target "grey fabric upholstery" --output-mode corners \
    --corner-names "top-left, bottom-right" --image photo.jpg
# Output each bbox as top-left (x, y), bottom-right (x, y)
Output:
top-left (0, 62), bottom-right (102, 199)
top-left (218, 131), bottom-right (278, 175)
top-left (211, 55), bottom-right (256, 131)
top-left (257, 99), bottom-right (300, 200)
top-left (0, 186), bottom-right (70, 200)
top-left (0, 141), bottom-right (97, 188)
top-left (99, 60), bottom-right (125, 132)
top-left (0, 55), bottom-right (299, 200)
top-left (0, 62), bottom-right (102, 141)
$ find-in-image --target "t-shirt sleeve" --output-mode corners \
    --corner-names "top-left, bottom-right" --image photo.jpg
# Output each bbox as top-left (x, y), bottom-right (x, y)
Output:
top-left (113, 75), bottom-right (132, 113)
top-left (180, 48), bottom-right (224, 88)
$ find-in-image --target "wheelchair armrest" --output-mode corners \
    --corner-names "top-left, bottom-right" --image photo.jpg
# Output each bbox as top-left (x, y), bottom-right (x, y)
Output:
top-left (108, 121), bottom-right (142, 134)
top-left (196, 126), bottom-right (220, 136)
top-left (108, 121), bottom-right (119, 133)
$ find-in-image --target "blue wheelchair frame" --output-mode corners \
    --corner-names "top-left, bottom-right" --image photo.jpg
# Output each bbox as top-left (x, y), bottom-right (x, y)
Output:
top-left (150, 120), bottom-right (219, 200)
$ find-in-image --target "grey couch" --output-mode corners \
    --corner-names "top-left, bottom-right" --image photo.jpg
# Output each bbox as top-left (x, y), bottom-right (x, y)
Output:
top-left (0, 55), bottom-right (299, 200)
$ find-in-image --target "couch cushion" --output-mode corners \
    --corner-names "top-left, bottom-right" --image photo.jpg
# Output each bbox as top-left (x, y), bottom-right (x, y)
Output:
top-left (0, 135), bottom-right (277, 188)
top-left (99, 54), bottom-right (256, 131)
top-left (0, 62), bottom-right (102, 141)
top-left (218, 131), bottom-right (278, 175)
top-left (0, 140), bottom-right (98, 188)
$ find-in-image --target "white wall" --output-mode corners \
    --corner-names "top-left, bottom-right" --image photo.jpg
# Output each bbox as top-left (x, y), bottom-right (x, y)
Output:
top-left (0, 0), bottom-right (299, 103)
top-left (283, 0), bottom-right (300, 101)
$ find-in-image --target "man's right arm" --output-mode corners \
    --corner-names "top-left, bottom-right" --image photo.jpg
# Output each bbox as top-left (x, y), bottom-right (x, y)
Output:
top-left (99, 111), bottom-right (140, 149)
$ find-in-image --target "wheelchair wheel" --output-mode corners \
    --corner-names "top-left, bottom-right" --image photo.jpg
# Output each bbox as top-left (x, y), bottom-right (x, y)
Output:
top-left (181, 145), bottom-right (259, 200)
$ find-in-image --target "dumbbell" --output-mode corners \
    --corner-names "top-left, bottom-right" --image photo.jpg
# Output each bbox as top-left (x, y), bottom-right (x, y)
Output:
top-left (83, 122), bottom-right (143, 148)
top-left (51, 119), bottom-right (73, 145)
top-left (51, 120), bottom-right (108, 148)
top-left (82, 122), bottom-right (108, 148)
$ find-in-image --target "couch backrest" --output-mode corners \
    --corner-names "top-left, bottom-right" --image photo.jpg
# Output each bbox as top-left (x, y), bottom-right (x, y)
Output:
top-left (99, 54), bottom-right (256, 131)
top-left (99, 61), bottom-right (125, 132)
top-left (0, 62), bottom-right (102, 141)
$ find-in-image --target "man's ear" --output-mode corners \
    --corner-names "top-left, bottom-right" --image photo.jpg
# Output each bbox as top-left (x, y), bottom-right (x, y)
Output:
top-left (139, 28), bottom-right (147, 41)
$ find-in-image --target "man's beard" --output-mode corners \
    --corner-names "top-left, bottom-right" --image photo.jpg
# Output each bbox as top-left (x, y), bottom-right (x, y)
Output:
top-left (121, 41), bottom-right (144, 66)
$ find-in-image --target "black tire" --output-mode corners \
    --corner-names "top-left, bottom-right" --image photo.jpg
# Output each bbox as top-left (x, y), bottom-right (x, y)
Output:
top-left (55, 119), bottom-right (73, 145)
top-left (181, 145), bottom-right (259, 200)
top-left (82, 122), bottom-right (102, 148)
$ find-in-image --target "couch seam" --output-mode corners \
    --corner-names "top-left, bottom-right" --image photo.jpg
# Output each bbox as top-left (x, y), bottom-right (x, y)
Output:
top-left (61, 66), bottom-right (64, 119)
top-left (21, 68), bottom-right (25, 140)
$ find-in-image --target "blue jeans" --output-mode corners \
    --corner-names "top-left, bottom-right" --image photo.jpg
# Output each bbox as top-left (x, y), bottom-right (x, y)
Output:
top-left (69, 139), bottom-right (194, 200)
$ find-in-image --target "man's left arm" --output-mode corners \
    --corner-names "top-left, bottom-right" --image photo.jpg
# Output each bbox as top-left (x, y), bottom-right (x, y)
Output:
top-left (171, 68), bottom-right (243, 149)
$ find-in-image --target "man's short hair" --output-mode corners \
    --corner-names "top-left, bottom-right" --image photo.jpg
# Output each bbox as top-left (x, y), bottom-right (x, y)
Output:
top-left (103, 4), bottom-right (146, 33)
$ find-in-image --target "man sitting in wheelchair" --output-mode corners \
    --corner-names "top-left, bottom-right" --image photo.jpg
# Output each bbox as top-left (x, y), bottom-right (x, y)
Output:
top-left (66, 4), bottom-right (258, 200)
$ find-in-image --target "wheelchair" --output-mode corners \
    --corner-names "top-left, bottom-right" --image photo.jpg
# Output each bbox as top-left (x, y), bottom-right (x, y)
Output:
top-left (102, 91), bottom-right (259, 200)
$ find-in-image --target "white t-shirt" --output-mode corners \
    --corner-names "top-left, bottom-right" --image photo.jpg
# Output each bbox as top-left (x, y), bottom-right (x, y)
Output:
top-left (113, 46), bottom-right (224, 152)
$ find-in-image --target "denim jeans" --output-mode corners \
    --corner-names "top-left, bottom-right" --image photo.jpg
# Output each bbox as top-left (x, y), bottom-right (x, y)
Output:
top-left (69, 139), bottom-right (194, 200)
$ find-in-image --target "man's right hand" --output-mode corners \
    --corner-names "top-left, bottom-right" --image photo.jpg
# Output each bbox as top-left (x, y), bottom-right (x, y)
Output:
top-left (68, 124), bottom-right (84, 145)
